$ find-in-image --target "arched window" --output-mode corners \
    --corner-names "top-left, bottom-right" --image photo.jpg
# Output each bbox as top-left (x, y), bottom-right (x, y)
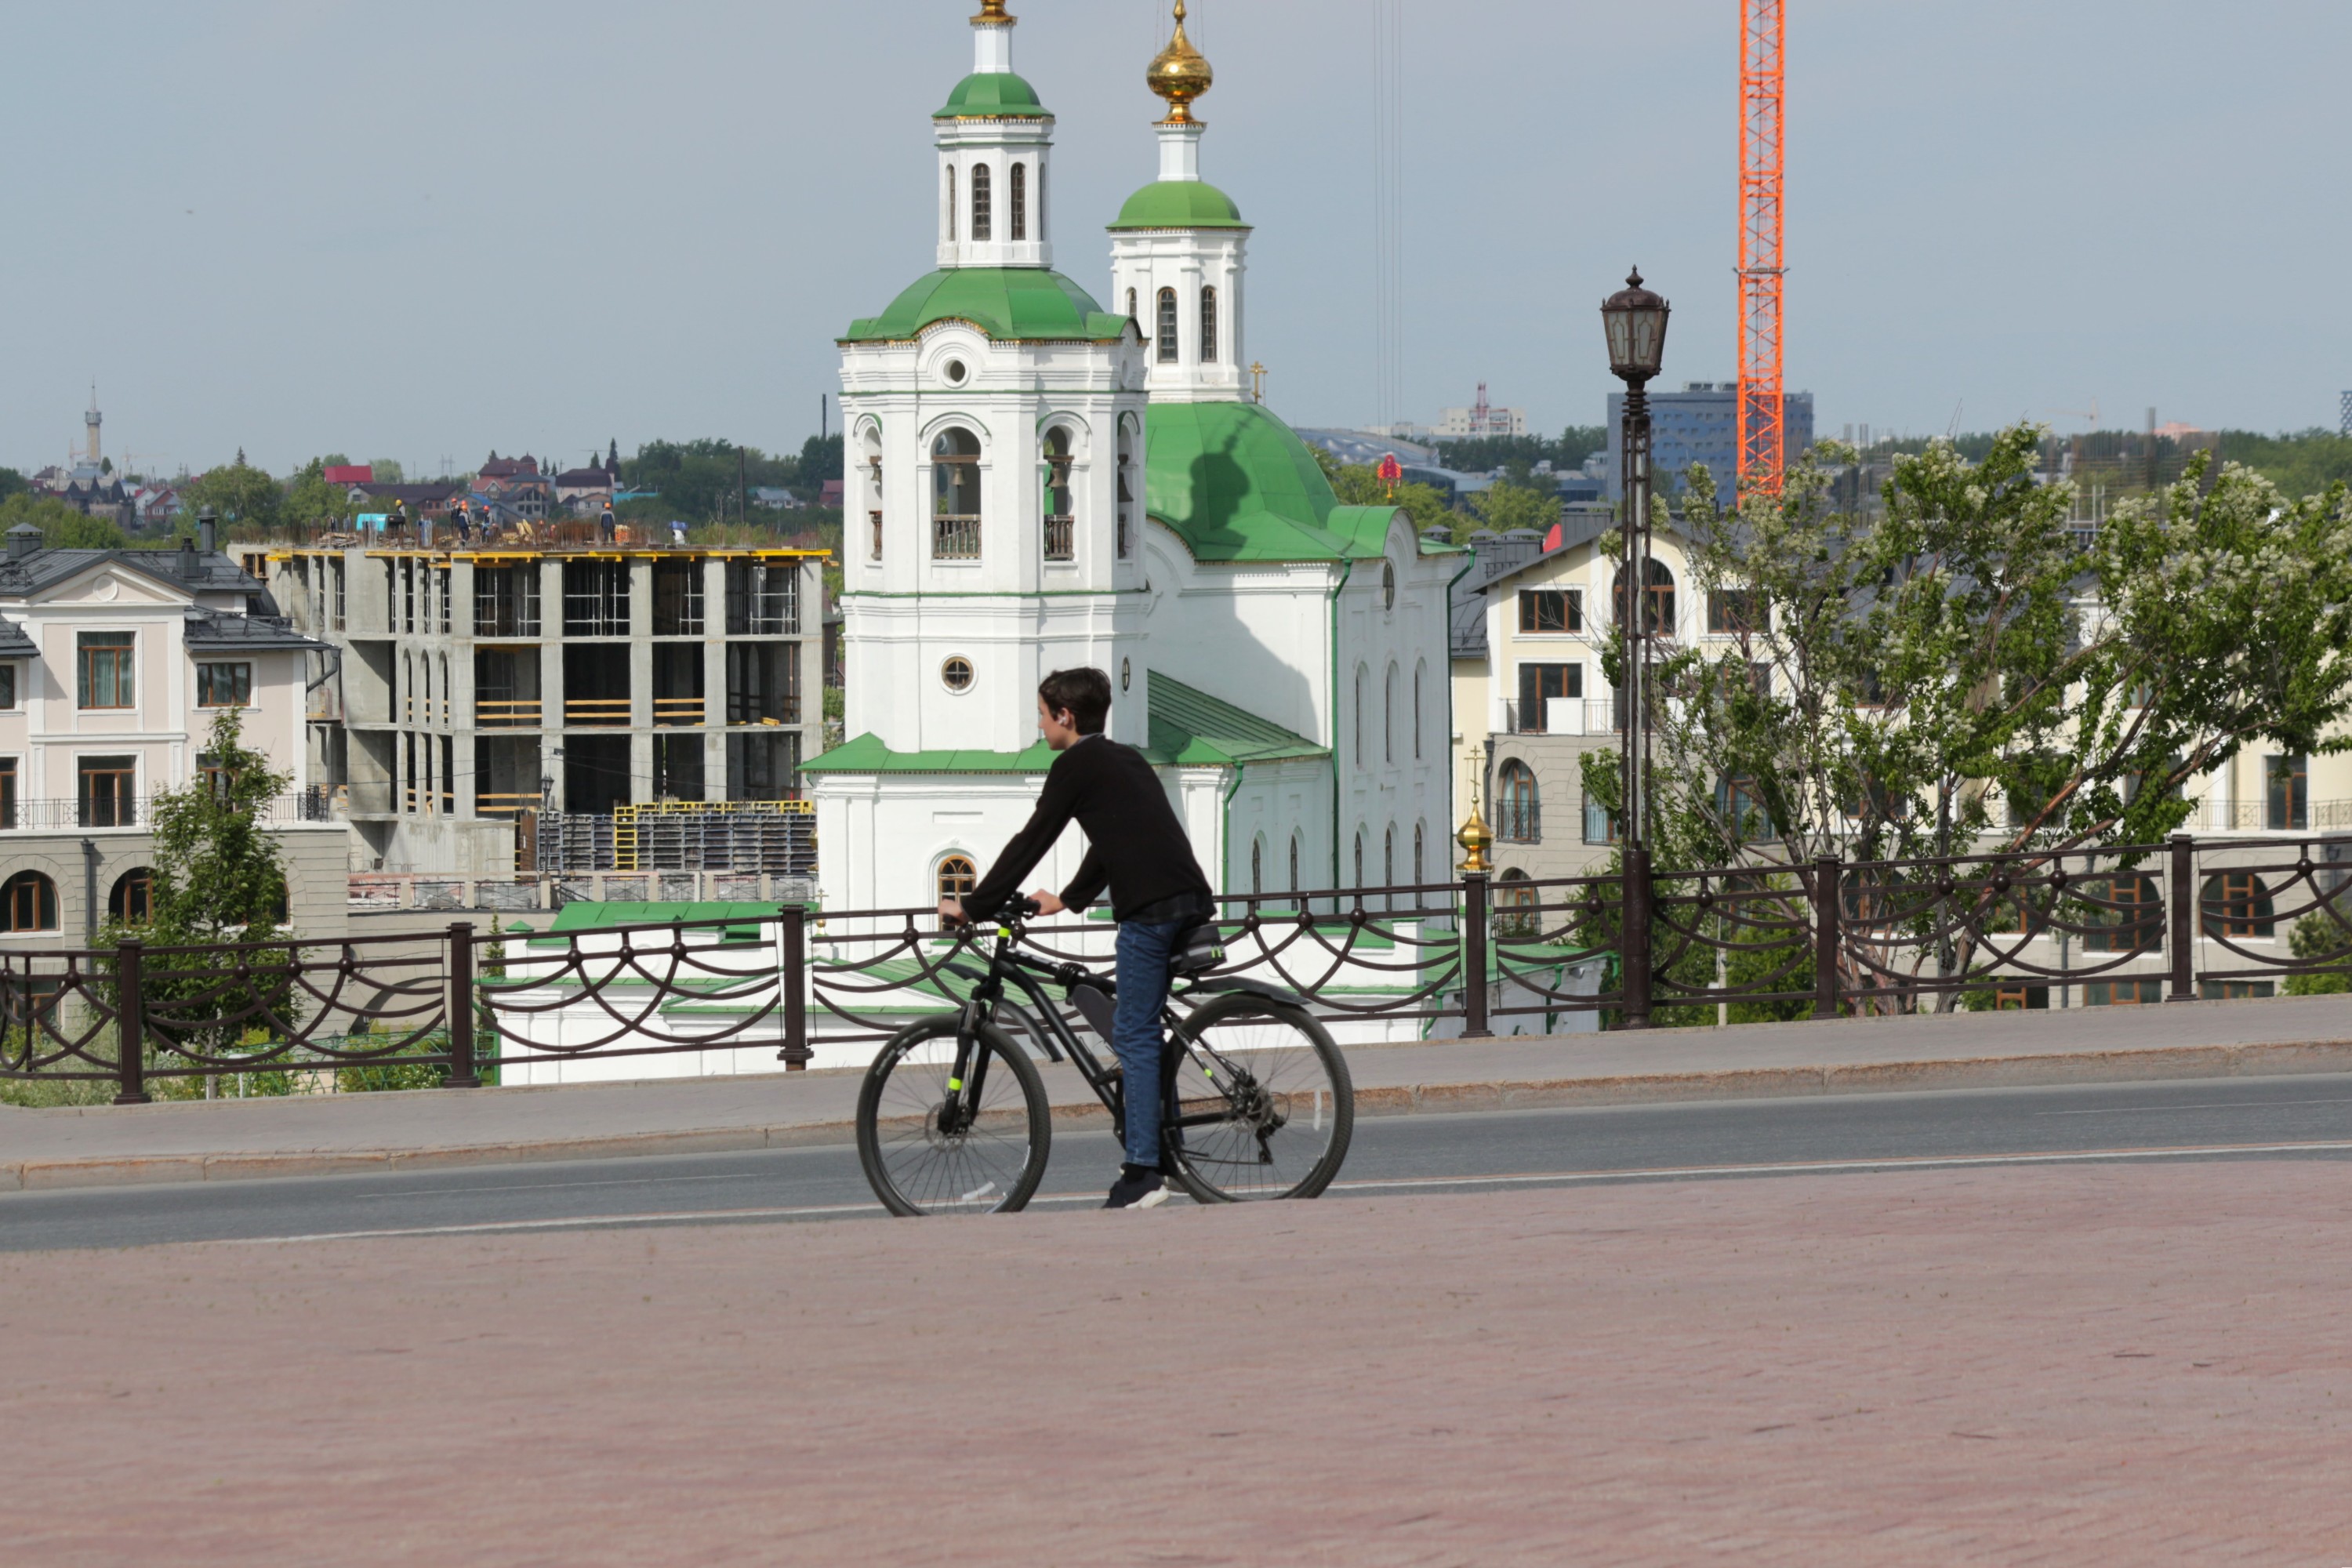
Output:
top-left (108, 867), bottom-right (152, 925)
top-left (1042, 427), bottom-right (1076, 562)
top-left (1250, 835), bottom-right (1264, 896)
top-left (863, 428), bottom-right (884, 562)
top-left (1115, 424), bottom-right (1136, 559)
top-left (1384, 663), bottom-right (1399, 764)
top-left (931, 428), bottom-right (982, 560)
top-left (1156, 288), bottom-right (1179, 365)
top-left (1353, 665), bottom-right (1368, 768)
top-left (1613, 559), bottom-right (1678, 635)
top-left (1383, 824), bottom-right (1396, 907)
top-left (1200, 285), bottom-right (1218, 363)
top-left (970, 163), bottom-right (993, 241)
top-left (1496, 868), bottom-right (1538, 938)
top-left (1497, 760), bottom-right (1540, 843)
top-left (1010, 162), bottom-right (1027, 241)
top-left (1288, 832), bottom-right (1301, 894)
top-left (1127, 288), bottom-right (1138, 321)
top-left (938, 855), bottom-right (978, 906)
top-left (2201, 872), bottom-right (2276, 939)
top-left (946, 165), bottom-right (957, 243)
top-left (1413, 662), bottom-right (1425, 760)
top-left (1412, 821), bottom-right (1426, 891)
top-left (1352, 829), bottom-right (1365, 889)
top-left (3, 871), bottom-right (57, 933)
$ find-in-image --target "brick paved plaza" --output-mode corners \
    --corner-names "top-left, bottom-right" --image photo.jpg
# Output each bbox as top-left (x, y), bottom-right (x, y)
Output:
top-left (5, 1161), bottom-right (2349, 1565)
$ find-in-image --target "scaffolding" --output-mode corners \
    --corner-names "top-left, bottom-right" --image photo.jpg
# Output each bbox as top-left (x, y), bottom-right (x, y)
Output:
top-left (536, 800), bottom-right (817, 876)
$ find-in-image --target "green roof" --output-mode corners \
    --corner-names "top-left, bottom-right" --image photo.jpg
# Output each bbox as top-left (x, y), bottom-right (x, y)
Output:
top-left (803, 732), bottom-right (1181, 776)
top-left (843, 267), bottom-right (1131, 345)
top-left (1108, 180), bottom-right (1249, 231)
top-left (1147, 671), bottom-right (1327, 766)
top-left (1145, 401), bottom-right (1399, 564)
top-left (935, 71), bottom-right (1050, 119)
top-left (535, 902), bottom-right (779, 947)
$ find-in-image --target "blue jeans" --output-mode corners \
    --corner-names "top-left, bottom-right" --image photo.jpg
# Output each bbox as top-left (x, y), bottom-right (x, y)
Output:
top-left (1112, 919), bottom-right (1184, 1168)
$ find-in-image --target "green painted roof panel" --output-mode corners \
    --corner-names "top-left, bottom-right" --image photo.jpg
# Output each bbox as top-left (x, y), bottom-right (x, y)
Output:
top-left (1146, 671), bottom-right (1328, 766)
top-left (801, 732), bottom-right (1178, 776)
top-left (934, 71), bottom-right (1050, 119)
top-left (1107, 180), bottom-right (1248, 230)
top-left (1144, 401), bottom-right (1398, 564)
top-left (843, 268), bottom-right (1131, 345)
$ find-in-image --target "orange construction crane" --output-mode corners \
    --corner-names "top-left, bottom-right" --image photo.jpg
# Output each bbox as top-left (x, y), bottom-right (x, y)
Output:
top-left (1737, 0), bottom-right (1786, 498)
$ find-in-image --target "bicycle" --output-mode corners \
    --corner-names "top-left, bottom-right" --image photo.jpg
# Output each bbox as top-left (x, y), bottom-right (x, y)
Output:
top-left (854, 901), bottom-right (1355, 1216)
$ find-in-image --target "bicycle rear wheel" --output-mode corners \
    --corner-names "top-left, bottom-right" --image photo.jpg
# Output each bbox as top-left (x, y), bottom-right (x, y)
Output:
top-left (857, 1015), bottom-right (1052, 1217)
top-left (1163, 992), bottom-right (1352, 1203)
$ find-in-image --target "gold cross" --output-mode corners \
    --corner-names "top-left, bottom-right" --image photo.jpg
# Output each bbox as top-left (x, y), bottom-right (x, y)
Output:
top-left (1249, 362), bottom-right (1266, 404)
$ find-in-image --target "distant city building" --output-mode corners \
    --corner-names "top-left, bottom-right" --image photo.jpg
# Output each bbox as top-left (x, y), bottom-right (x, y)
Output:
top-left (1434, 385), bottom-right (1527, 440)
top-left (552, 454), bottom-right (619, 515)
top-left (1604, 383), bottom-right (1815, 501)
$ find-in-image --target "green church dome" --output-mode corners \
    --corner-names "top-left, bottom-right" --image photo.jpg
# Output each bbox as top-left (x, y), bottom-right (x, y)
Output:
top-left (1145, 401), bottom-right (1396, 563)
top-left (842, 267), bottom-right (1131, 345)
top-left (1108, 180), bottom-right (1249, 231)
top-left (935, 71), bottom-right (1050, 120)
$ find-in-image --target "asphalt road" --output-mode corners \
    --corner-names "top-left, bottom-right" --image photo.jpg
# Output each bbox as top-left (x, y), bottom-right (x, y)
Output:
top-left (5, 1073), bottom-right (2350, 1254)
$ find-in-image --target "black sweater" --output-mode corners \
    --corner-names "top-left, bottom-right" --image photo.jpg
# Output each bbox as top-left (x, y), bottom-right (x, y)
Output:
top-left (962, 735), bottom-right (1212, 924)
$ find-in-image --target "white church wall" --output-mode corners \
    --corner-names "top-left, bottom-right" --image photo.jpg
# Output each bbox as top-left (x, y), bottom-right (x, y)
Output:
top-left (815, 770), bottom-right (1093, 915)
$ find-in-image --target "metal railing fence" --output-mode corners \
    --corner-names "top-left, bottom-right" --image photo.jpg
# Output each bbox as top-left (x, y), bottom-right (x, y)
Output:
top-left (5, 832), bottom-right (2348, 1105)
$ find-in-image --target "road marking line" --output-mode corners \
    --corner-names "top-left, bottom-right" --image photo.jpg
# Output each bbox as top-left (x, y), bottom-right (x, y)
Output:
top-left (207, 1140), bottom-right (2352, 1246)
top-left (2034, 1097), bottom-right (2352, 1116)
top-left (1325, 1141), bottom-right (2352, 1192)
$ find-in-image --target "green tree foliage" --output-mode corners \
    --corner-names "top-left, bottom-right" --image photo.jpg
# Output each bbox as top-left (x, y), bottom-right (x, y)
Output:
top-left (280, 457), bottom-right (376, 532)
top-left (1588, 425), bottom-right (2352, 1008)
top-left (1436, 426), bottom-right (1606, 475)
top-left (0, 493), bottom-right (128, 548)
top-left (179, 459), bottom-right (283, 535)
top-left (2285, 903), bottom-right (2352, 997)
top-left (1321, 459), bottom-right (1456, 539)
top-left (1468, 475), bottom-right (1563, 539)
top-left (0, 468), bottom-right (27, 502)
top-left (97, 710), bottom-right (302, 1086)
top-left (619, 438), bottom-right (819, 523)
top-left (2217, 430), bottom-right (2352, 499)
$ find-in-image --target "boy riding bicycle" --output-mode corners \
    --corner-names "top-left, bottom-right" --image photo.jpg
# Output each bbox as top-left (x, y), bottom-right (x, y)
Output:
top-left (941, 667), bottom-right (1213, 1210)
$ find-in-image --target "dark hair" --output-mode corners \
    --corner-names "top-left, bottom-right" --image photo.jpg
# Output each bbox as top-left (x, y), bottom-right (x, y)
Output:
top-left (1037, 666), bottom-right (1112, 735)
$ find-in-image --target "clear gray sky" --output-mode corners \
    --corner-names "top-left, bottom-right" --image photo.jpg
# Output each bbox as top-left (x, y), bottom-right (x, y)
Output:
top-left (5, 0), bottom-right (2346, 477)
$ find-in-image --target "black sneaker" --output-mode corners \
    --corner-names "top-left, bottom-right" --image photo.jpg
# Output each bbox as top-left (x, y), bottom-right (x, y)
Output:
top-left (1103, 1164), bottom-right (1171, 1210)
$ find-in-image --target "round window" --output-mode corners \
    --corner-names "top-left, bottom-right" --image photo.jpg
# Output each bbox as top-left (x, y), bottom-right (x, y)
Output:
top-left (942, 656), bottom-right (975, 693)
top-left (942, 359), bottom-right (968, 386)
top-left (1382, 560), bottom-right (1397, 611)
top-left (1120, 658), bottom-right (1132, 693)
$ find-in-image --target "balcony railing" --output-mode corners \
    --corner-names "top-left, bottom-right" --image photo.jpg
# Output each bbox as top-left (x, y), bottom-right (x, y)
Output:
top-left (932, 515), bottom-right (982, 561)
top-left (1502, 699), bottom-right (1621, 736)
top-left (475, 699), bottom-right (543, 730)
top-left (1044, 515), bottom-right (1074, 562)
top-left (4, 792), bottom-right (332, 829)
top-left (2205, 797), bottom-right (2352, 833)
top-left (564, 699), bottom-right (631, 728)
top-left (1494, 802), bottom-right (1541, 843)
top-left (654, 697), bottom-right (706, 728)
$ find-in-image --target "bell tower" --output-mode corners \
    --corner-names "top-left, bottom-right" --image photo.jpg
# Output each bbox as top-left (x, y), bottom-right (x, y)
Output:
top-left (1109, 2), bottom-right (1251, 405)
top-left (935, 0), bottom-right (1054, 272)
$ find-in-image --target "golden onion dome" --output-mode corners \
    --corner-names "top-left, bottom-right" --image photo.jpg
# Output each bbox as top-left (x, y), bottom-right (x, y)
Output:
top-left (972, 0), bottom-right (1013, 24)
top-left (1148, 1), bottom-right (1213, 123)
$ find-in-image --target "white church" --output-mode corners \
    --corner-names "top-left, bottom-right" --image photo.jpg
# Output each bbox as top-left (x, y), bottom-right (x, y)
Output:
top-left (805, 1), bottom-right (1458, 916)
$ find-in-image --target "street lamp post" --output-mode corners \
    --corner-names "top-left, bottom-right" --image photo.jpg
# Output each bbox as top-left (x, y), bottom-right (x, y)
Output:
top-left (1602, 268), bottom-right (1671, 1029)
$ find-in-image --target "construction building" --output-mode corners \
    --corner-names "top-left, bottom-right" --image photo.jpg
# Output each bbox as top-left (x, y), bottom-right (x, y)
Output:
top-left (266, 539), bottom-right (827, 877)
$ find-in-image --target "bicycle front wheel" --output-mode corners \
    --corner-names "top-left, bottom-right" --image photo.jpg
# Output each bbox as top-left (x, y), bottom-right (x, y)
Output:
top-left (1164, 992), bottom-right (1353, 1203)
top-left (857, 1015), bottom-right (1052, 1217)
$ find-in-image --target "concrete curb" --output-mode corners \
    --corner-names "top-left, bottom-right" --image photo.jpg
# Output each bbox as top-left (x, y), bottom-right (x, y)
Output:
top-left (6, 1036), bottom-right (2350, 1195)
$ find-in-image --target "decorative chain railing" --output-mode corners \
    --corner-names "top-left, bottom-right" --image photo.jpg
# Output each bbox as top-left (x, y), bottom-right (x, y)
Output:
top-left (6, 834), bottom-right (2350, 1105)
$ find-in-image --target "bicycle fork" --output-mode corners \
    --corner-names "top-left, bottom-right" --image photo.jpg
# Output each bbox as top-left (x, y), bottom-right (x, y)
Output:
top-left (937, 999), bottom-right (995, 1139)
